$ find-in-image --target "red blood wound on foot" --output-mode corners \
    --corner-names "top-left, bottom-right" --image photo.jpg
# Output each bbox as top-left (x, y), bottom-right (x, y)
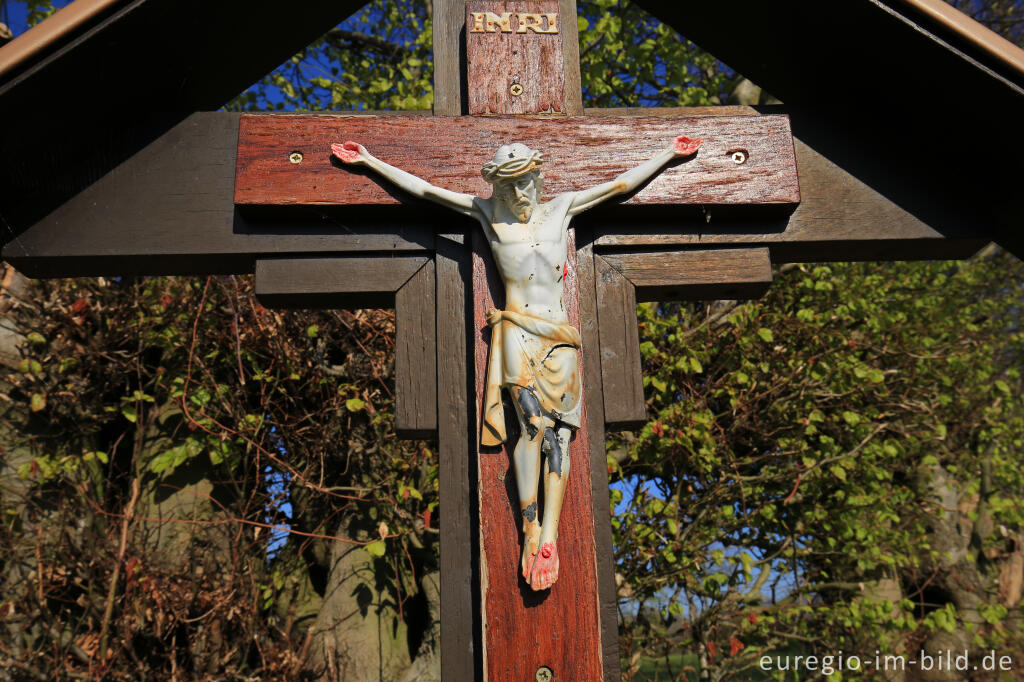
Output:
top-left (541, 545), bottom-right (552, 558)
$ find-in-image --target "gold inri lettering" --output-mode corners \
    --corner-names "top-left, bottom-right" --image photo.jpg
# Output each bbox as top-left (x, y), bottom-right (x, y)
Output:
top-left (469, 11), bottom-right (559, 34)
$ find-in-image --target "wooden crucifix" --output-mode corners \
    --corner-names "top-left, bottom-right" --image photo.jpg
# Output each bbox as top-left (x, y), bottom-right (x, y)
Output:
top-left (233, 2), bottom-right (798, 678)
top-left (3, 0), bottom-right (997, 680)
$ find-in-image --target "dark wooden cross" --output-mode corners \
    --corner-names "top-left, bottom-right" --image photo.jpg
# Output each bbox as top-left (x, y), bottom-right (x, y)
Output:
top-left (231, 3), bottom-right (800, 677)
top-left (2, 0), bottom-right (1000, 679)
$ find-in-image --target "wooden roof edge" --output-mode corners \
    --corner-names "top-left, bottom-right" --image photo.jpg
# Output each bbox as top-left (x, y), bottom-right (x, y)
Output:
top-left (3, 0), bottom-right (1020, 92)
top-left (0, 0), bottom-right (127, 82)
top-left (893, 0), bottom-right (1024, 80)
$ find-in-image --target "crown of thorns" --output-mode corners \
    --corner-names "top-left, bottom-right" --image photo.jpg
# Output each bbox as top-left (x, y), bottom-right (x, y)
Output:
top-left (481, 143), bottom-right (543, 182)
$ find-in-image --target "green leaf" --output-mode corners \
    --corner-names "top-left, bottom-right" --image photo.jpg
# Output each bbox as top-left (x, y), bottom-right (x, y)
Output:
top-left (306, 324), bottom-right (319, 338)
top-left (830, 465), bottom-right (847, 482)
top-left (346, 398), bottom-right (366, 412)
top-left (82, 450), bottom-right (109, 465)
top-left (365, 540), bottom-right (386, 557)
top-left (150, 443), bottom-right (194, 474)
top-left (25, 332), bottom-right (46, 344)
top-left (757, 328), bottom-right (774, 343)
top-left (29, 393), bottom-right (46, 412)
top-left (842, 411), bottom-right (861, 426)
top-left (121, 407), bottom-right (137, 423)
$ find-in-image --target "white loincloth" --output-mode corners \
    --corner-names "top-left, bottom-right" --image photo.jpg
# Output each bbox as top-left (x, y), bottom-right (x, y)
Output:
top-left (482, 309), bottom-right (582, 446)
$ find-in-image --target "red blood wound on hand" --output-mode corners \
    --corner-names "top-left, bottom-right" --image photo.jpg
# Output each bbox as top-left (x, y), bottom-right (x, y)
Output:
top-left (331, 141), bottom-right (361, 163)
top-left (674, 136), bottom-right (702, 156)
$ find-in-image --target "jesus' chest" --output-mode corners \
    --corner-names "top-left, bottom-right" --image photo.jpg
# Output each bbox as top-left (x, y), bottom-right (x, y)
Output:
top-left (487, 200), bottom-right (571, 288)
top-left (488, 223), bottom-right (569, 293)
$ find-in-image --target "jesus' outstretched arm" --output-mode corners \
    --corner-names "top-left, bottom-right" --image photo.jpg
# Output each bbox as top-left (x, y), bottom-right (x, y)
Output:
top-left (565, 135), bottom-right (701, 216)
top-left (332, 141), bottom-right (481, 218)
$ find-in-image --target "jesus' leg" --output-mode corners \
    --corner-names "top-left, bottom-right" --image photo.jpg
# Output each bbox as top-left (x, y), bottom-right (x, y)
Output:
top-left (511, 387), bottom-right (546, 581)
top-left (531, 423), bottom-right (572, 590)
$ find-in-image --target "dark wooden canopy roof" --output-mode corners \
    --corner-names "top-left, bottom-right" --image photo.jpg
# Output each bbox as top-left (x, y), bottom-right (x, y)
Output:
top-left (1, 0), bottom-right (1022, 262)
top-left (0, 0), bottom-right (367, 234)
top-left (635, 0), bottom-right (1024, 255)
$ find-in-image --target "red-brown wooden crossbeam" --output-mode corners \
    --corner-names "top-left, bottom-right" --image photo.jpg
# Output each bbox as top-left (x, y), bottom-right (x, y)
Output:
top-left (234, 114), bottom-right (800, 211)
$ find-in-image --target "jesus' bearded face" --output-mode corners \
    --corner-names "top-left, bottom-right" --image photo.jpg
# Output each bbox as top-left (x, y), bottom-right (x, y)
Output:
top-left (497, 172), bottom-right (542, 223)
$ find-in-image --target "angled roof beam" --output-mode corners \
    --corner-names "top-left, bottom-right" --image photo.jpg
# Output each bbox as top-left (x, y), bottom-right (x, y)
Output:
top-left (635, 0), bottom-right (1024, 258)
top-left (0, 0), bottom-right (367, 242)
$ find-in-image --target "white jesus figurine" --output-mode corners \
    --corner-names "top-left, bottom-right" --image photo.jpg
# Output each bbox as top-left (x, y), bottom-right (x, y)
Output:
top-left (332, 136), bottom-right (701, 590)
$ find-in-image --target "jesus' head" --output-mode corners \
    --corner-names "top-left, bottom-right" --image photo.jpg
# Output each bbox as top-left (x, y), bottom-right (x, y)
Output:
top-left (481, 143), bottom-right (544, 223)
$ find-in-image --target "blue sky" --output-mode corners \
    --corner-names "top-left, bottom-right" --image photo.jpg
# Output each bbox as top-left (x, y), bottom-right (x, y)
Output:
top-left (1, 1), bottom-right (73, 36)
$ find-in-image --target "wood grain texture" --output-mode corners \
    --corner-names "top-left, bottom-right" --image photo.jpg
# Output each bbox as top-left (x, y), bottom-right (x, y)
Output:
top-left (574, 238), bottom-right (622, 681)
top-left (557, 0), bottom-right (584, 116)
top-left (432, 0), bottom-right (466, 116)
top-left (594, 255), bottom-right (645, 429)
top-left (465, 0), bottom-right (566, 115)
top-left (253, 256), bottom-right (428, 309)
top-left (584, 106), bottom-right (760, 118)
top-left (436, 235), bottom-right (481, 681)
top-left (601, 247), bottom-right (773, 302)
top-left (396, 259), bottom-right (438, 438)
top-left (590, 138), bottom-right (989, 262)
top-left (234, 113), bottom-right (799, 209)
top-left (472, 228), bottom-right (603, 681)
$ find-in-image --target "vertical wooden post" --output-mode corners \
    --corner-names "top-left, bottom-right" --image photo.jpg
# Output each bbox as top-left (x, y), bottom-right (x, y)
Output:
top-left (432, 1), bottom-right (615, 678)
top-left (437, 233), bottom-right (480, 681)
top-left (472, 230), bottom-right (604, 680)
top-left (576, 236), bottom-right (624, 681)
top-left (432, 0), bottom-right (467, 115)
top-left (433, 0), bottom-right (583, 116)
top-left (396, 259), bottom-right (438, 438)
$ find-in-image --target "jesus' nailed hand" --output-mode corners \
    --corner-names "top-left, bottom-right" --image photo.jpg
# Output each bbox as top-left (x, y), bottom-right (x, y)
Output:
top-left (331, 136), bottom-right (701, 591)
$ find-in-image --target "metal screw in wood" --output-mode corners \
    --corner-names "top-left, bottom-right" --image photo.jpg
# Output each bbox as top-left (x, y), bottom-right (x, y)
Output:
top-left (731, 150), bottom-right (748, 164)
top-left (510, 83), bottom-right (524, 96)
top-left (535, 666), bottom-right (554, 681)
top-left (289, 152), bottom-right (303, 164)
